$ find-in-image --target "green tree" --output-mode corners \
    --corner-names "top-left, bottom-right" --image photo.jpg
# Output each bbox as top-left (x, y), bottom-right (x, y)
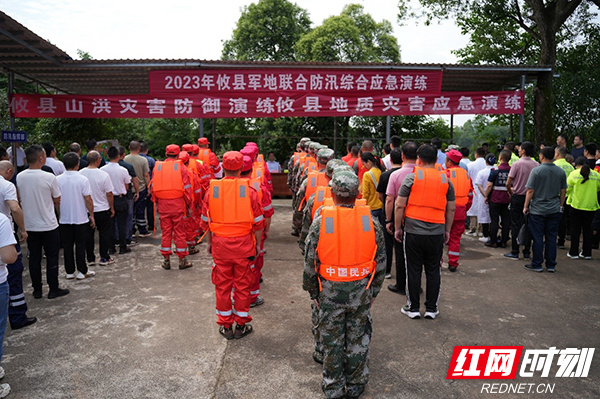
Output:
top-left (222, 0), bottom-right (311, 61)
top-left (399, 0), bottom-right (600, 145)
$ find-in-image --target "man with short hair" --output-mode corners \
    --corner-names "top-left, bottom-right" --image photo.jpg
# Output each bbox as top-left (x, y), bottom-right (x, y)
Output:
top-left (523, 147), bottom-right (567, 272)
top-left (124, 141), bottom-right (151, 237)
top-left (102, 147), bottom-right (131, 255)
top-left (485, 150), bottom-right (512, 248)
top-left (431, 137), bottom-right (446, 167)
top-left (0, 161), bottom-right (36, 329)
top-left (139, 142), bottom-right (155, 231)
top-left (345, 145), bottom-right (360, 167)
top-left (80, 151), bottom-right (115, 266)
top-left (57, 153), bottom-right (96, 280)
top-left (572, 134), bottom-right (585, 159)
top-left (43, 142), bottom-right (65, 176)
top-left (69, 142), bottom-right (88, 170)
top-left (81, 139), bottom-right (106, 168)
top-left (266, 152), bottom-right (282, 173)
top-left (505, 142), bottom-right (539, 260)
top-left (378, 148), bottom-right (403, 279)
top-left (459, 147), bottom-right (471, 169)
top-left (17, 145), bottom-right (69, 299)
top-left (7, 143), bottom-right (26, 172)
top-left (341, 142), bottom-right (356, 164)
top-left (556, 134), bottom-right (568, 149)
top-left (503, 141), bottom-right (520, 165)
top-left (117, 146), bottom-right (138, 246)
top-left (197, 137), bottom-right (222, 178)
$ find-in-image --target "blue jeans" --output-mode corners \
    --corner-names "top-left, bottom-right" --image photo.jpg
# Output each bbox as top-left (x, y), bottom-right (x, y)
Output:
top-left (528, 212), bottom-right (561, 269)
top-left (0, 280), bottom-right (9, 363)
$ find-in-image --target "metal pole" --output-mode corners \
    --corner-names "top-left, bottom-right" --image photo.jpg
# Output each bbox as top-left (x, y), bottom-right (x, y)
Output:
top-left (450, 114), bottom-right (454, 142)
top-left (212, 119), bottom-right (216, 152)
top-left (8, 71), bottom-right (17, 170)
top-left (385, 115), bottom-right (391, 143)
top-left (519, 74), bottom-right (526, 142)
top-left (199, 118), bottom-right (204, 138)
top-left (333, 117), bottom-right (338, 157)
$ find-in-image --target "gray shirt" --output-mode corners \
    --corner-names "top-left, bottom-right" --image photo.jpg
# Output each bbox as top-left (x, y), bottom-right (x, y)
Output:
top-left (399, 173), bottom-right (455, 235)
top-left (526, 163), bottom-right (567, 215)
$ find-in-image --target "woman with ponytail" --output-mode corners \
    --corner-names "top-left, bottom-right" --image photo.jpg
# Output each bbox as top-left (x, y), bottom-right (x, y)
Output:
top-left (566, 156), bottom-right (600, 259)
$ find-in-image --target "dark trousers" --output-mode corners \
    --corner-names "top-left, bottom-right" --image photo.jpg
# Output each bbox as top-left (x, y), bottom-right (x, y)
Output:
top-left (510, 194), bottom-right (531, 256)
top-left (145, 195), bottom-right (155, 231)
top-left (384, 226), bottom-right (405, 283)
top-left (86, 210), bottom-right (112, 261)
top-left (569, 208), bottom-right (595, 257)
top-left (528, 212), bottom-right (561, 269)
top-left (134, 188), bottom-right (149, 234)
top-left (27, 229), bottom-right (60, 292)
top-left (558, 203), bottom-right (572, 246)
top-left (60, 223), bottom-right (89, 275)
top-left (404, 232), bottom-right (443, 313)
top-left (489, 202), bottom-right (511, 245)
top-left (7, 240), bottom-right (28, 327)
top-left (112, 196), bottom-right (128, 250)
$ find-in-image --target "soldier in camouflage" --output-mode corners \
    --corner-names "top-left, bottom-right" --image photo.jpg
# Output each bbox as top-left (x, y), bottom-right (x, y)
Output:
top-left (291, 142), bottom-right (320, 235)
top-left (304, 171), bottom-right (386, 399)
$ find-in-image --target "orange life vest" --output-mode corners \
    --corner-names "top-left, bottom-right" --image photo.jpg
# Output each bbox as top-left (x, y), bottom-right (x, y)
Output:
top-left (197, 149), bottom-right (214, 177)
top-left (293, 152), bottom-right (302, 164)
top-left (447, 167), bottom-right (470, 207)
top-left (247, 177), bottom-right (263, 202)
top-left (312, 186), bottom-right (332, 218)
top-left (323, 197), bottom-right (367, 208)
top-left (304, 171), bottom-right (328, 202)
top-left (252, 165), bottom-right (265, 183)
top-left (316, 205), bottom-right (377, 287)
top-left (152, 160), bottom-right (184, 200)
top-left (257, 154), bottom-right (264, 163)
top-left (303, 160), bottom-right (317, 176)
top-left (405, 167), bottom-right (449, 224)
top-left (434, 163), bottom-right (444, 172)
top-left (207, 179), bottom-right (255, 238)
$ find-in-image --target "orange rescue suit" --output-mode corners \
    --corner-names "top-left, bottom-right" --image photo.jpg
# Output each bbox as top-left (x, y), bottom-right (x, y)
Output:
top-left (405, 167), bottom-right (449, 224)
top-left (316, 205), bottom-right (377, 286)
top-left (152, 160), bottom-right (184, 199)
top-left (447, 167), bottom-right (470, 207)
top-left (208, 179), bottom-right (254, 238)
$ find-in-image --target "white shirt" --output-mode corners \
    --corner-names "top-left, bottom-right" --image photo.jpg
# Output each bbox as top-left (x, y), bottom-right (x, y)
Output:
top-left (474, 165), bottom-right (494, 224)
top-left (382, 155), bottom-right (392, 171)
top-left (0, 176), bottom-right (18, 225)
top-left (0, 213), bottom-right (16, 283)
top-left (467, 158), bottom-right (488, 217)
top-left (79, 167), bottom-right (114, 212)
top-left (7, 146), bottom-right (26, 167)
top-left (45, 157), bottom-right (66, 176)
top-left (266, 160), bottom-right (282, 173)
top-left (16, 169), bottom-right (61, 232)
top-left (101, 162), bottom-right (131, 195)
top-left (57, 171), bottom-right (92, 224)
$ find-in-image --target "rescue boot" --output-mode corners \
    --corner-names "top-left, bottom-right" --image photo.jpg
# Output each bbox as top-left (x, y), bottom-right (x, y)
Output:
top-left (188, 245), bottom-right (199, 255)
top-left (179, 257), bottom-right (193, 270)
top-left (161, 257), bottom-right (171, 270)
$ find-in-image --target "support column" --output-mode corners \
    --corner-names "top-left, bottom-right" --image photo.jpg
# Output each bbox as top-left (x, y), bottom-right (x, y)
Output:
top-left (519, 74), bottom-right (526, 143)
top-left (198, 118), bottom-right (204, 138)
top-left (8, 71), bottom-right (17, 170)
top-left (385, 115), bottom-right (391, 143)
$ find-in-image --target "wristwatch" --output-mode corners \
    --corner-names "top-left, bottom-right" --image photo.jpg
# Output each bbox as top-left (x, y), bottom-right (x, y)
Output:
top-left (385, 220), bottom-right (393, 224)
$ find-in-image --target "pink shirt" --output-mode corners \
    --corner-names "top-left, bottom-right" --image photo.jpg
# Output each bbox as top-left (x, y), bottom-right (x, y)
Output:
top-left (507, 156), bottom-right (539, 195)
top-left (386, 163), bottom-right (417, 198)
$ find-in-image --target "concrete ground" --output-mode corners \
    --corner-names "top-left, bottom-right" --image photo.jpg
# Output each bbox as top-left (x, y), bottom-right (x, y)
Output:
top-left (3, 199), bottom-right (600, 399)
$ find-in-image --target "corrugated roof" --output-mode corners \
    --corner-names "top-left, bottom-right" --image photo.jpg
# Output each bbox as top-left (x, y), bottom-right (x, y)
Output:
top-left (0, 10), bottom-right (551, 95)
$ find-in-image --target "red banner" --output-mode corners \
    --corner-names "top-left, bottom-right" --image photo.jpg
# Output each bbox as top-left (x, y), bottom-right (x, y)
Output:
top-left (10, 91), bottom-right (524, 119)
top-left (148, 69), bottom-right (443, 95)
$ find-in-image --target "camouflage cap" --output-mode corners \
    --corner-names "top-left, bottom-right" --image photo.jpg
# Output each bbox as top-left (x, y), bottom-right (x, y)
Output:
top-left (325, 159), bottom-right (346, 178)
top-left (331, 170), bottom-right (359, 197)
top-left (300, 137), bottom-right (311, 144)
top-left (317, 148), bottom-right (334, 164)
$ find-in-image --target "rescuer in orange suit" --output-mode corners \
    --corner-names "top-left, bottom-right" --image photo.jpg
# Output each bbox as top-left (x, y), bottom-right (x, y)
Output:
top-left (444, 149), bottom-right (474, 272)
top-left (200, 151), bottom-right (264, 340)
top-left (197, 137), bottom-right (222, 178)
top-left (244, 142), bottom-right (273, 194)
top-left (178, 150), bottom-right (203, 255)
top-left (151, 144), bottom-right (193, 270)
top-left (240, 155), bottom-right (273, 308)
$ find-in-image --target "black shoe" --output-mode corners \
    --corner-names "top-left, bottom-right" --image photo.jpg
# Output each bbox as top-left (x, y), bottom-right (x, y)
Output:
top-left (250, 297), bottom-right (264, 307)
top-left (234, 323), bottom-right (253, 339)
top-left (312, 351), bottom-right (323, 364)
top-left (524, 264), bottom-right (543, 272)
top-left (387, 284), bottom-right (405, 295)
top-left (119, 247), bottom-right (132, 254)
top-left (33, 290), bottom-right (42, 299)
top-left (346, 384), bottom-right (365, 398)
top-left (108, 247), bottom-right (116, 255)
top-left (11, 317), bottom-right (37, 330)
top-left (291, 231), bottom-right (299, 237)
top-left (448, 266), bottom-right (457, 272)
top-left (259, 277), bottom-right (263, 283)
top-left (484, 242), bottom-right (497, 248)
top-left (48, 288), bottom-right (70, 299)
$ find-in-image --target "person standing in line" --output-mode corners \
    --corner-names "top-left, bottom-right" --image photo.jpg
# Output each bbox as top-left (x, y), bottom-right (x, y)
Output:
top-left (431, 137), bottom-right (446, 168)
top-left (484, 151), bottom-right (511, 248)
top-left (505, 142), bottom-right (539, 260)
top-left (68, 143), bottom-right (88, 170)
top-left (101, 146), bottom-right (132, 255)
top-left (43, 142), bottom-right (65, 176)
top-left (566, 157), bottom-right (600, 260)
top-left (554, 146), bottom-right (575, 249)
top-left (7, 143), bottom-right (26, 173)
top-left (117, 146), bottom-right (138, 246)
top-left (16, 145), bottom-right (69, 299)
top-left (394, 144), bottom-right (455, 319)
top-left (303, 171), bottom-right (386, 399)
top-left (341, 142), bottom-right (357, 164)
top-left (459, 147), bottom-right (472, 170)
top-left (124, 141), bottom-right (151, 238)
top-left (197, 137), bottom-right (222, 178)
top-left (0, 212), bottom-right (18, 397)
top-left (81, 139), bottom-right (106, 168)
top-left (385, 141), bottom-right (419, 295)
top-left (139, 142), bottom-right (155, 231)
top-left (80, 151), bottom-right (115, 266)
top-left (0, 161), bottom-right (36, 329)
top-left (466, 148), bottom-right (487, 236)
top-left (523, 146), bottom-right (567, 272)
top-left (56, 153), bottom-right (96, 281)
top-left (571, 134), bottom-right (585, 159)
top-left (360, 152), bottom-right (385, 227)
top-left (352, 140), bottom-right (378, 187)
top-left (200, 151), bottom-right (264, 340)
top-left (473, 153), bottom-right (496, 244)
top-left (583, 143), bottom-right (598, 170)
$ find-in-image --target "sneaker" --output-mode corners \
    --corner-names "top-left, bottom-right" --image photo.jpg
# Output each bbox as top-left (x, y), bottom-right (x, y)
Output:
top-left (250, 297), bottom-right (264, 307)
top-left (387, 284), bottom-right (405, 295)
top-left (579, 252), bottom-right (592, 260)
top-left (504, 252), bottom-right (519, 260)
top-left (448, 266), bottom-right (457, 272)
top-left (424, 310), bottom-right (439, 319)
top-left (401, 305), bottom-right (421, 319)
top-left (162, 258), bottom-right (171, 270)
top-left (119, 247), bottom-right (132, 254)
top-left (87, 260), bottom-right (96, 267)
top-left (0, 366), bottom-right (4, 379)
top-left (523, 253), bottom-right (531, 260)
top-left (546, 268), bottom-right (556, 273)
top-left (0, 383), bottom-right (10, 398)
top-left (479, 236), bottom-right (489, 243)
top-left (65, 273), bottom-right (75, 280)
top-left (138, 232), bottom-right (151, 238)
top-left (48, 288), bottom-right (70, 299)
top-left (524, 264), bottom-right (543, 272)
top-left (108, 247), bottom-right (116, 255)
top-left (384, 273), bottom-right (392, 279)
top-left (187, 245), bottom-right (200, 255)
top-left (567, 253), bottom-right (579, 259)
top-left (76, 271), bottom-right (95, 280)
top-left (557, 244), bottom-right (566, 250)
top-left (99, 257), bottom-right (115, 266)
top-left (128, 240), bottom-right (139, 247)
top-left (234, 323), bottom-right (253, 339)
top-left (33, 290), bottom-right (42, 299)
top-left (484, 241), bottom-right (496, 247)
top-left (179, 257), bottom-right (193, 270)
top-left (219, 325), bottom-right (234, 340)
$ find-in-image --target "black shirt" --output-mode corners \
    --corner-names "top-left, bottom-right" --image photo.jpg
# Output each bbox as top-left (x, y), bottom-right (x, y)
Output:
top-left (376, 166), bottom-right (401, 219)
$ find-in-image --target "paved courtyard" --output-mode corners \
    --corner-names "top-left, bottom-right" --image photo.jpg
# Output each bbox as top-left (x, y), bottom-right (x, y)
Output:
top-left (3, 199), bottom-right (599, 398)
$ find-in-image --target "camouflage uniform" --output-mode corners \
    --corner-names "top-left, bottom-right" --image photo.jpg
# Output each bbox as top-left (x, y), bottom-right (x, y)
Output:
top-left (303, 171), bottom-right (386, 399)
top-left (292, 143), bottom-right (322, 234)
